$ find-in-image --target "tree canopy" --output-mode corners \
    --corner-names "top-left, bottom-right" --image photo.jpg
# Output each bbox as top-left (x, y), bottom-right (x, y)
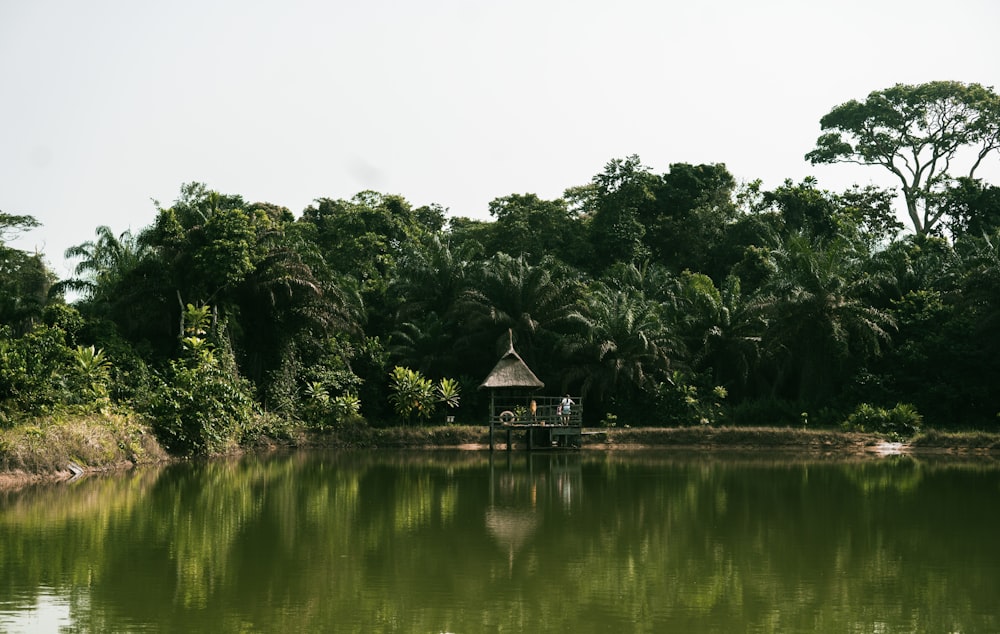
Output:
top-left (2, 82), bottom-right (999, 448)
top-left (806, 81), bottom-right (1000, 235)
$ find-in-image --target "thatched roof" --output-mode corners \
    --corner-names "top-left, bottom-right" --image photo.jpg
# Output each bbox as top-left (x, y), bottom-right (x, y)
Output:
top-left (479, 336), bottom-right (544, 390)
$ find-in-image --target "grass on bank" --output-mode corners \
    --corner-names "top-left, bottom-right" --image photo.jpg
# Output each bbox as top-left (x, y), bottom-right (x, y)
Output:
top-left (909, 429), bottom-right (1000, 451)
top-left (296, 423), bottom-right (1000, 452)
top-left (4, 414), bottom-right (1000, 481)
top-left (0, 410), bottom-right (168, 476)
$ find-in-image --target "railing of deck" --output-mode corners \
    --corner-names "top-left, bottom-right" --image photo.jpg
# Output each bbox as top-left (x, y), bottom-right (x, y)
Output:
top-left (488, 395), bottom-right (583, 426)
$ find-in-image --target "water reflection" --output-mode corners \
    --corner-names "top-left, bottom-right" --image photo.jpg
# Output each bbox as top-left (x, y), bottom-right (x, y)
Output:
top-left (0, 450), bottom-right (998, 633)
top-left (486, 454), bottom-right (582, 572)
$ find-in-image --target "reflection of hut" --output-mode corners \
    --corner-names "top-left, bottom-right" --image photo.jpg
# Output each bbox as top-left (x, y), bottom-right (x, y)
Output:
top-left (485, 507), bottom-right (538, 572)
top-left (479, 331), bottom-right (544, 424)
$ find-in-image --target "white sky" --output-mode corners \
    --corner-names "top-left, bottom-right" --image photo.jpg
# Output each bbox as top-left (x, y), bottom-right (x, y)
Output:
top-left (2, 0), bottom-right (999, 278)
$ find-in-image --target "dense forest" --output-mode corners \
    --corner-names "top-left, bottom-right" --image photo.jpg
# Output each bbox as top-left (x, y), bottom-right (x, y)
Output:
top-left (2, 81), bottom-right (999, 455)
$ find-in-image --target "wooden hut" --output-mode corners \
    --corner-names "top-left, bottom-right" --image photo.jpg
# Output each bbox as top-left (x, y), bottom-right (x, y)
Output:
top-left (481, 332), bottom-right (586, 450)
top-left (479, 332), bottom-right (545, 425)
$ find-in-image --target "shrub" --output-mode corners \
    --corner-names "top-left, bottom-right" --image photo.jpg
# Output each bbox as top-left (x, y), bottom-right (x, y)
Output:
top-left (147, 308), bottom-right (257, 456)
top-left (388, 367), bottom-right (461, 425)
top-left (0, 324), bottom-right (74, 417)
top-left (388, 366), bottom-right (435, 424)
top-left (654, 371), bottom-right (727, 426)
top-left (842, 402), bottom-right (923, 439)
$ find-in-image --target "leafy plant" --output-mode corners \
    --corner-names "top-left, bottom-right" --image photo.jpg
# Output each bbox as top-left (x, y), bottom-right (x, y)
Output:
top-left (436, 377), bottom-right (461, 410)
top-left (148, 306), bottom-right (257, 455)
top-left (69, 345), bottom-right (112, 407)
top-left (388, 366), bottom-right (435, 424)
top-left (332, 393), bottom-right (362, 419)
top-left (388, 367), bottom-right (461, 424)
top-left (842, 402), bottom-right (923, 439)
top-left (0, 324), bottom-right (73, 418)
top-left (655, 371), bottom-right (728, 426)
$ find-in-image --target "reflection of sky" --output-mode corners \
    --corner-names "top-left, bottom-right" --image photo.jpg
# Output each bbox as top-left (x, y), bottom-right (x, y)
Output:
top-left (0, 590), bottom-right (74, 633)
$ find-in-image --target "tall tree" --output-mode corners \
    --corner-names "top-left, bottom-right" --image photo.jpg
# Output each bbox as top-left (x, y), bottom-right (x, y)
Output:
top-left (806, 81), bottom-right (1000, 235)
top-left (0, 212), bottom-right (52, 333)
top-left (670, 273), bottom-right (765, 398)
top-left (58, 226), bottom-right (150, 303)
top-left (300, 192), bottom-right (436, 295)
top-left (758, 235), bottom-right (895, 404)
top-left (487, 193), bottom-right (586, 265)
top-left (642, 162), bottom-right (738, 276)
top-left (0, 249), bottom-right (53, 334)
top-left (0, 211), bottom-right (41, 244)
top-left (942, 177), bottom-right (1000, 237)
top-left (575, 155), bottom-right (655, 273)
top-left (562, 281), bottom-right (674, 418)
top-left (456, 253), bottom-right (586, 381)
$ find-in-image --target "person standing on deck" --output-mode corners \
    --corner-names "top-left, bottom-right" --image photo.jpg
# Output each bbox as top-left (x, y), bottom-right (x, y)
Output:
top-left (560, 394), bottom-right (574, 424)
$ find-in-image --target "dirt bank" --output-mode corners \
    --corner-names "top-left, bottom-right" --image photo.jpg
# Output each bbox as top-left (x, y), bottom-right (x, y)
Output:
top-left (4, 423), bottom-right (998, 490)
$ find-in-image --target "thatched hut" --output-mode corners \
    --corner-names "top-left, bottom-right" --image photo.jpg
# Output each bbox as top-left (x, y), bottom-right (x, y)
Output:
top-left (479, 334), bottom-right (545, 424)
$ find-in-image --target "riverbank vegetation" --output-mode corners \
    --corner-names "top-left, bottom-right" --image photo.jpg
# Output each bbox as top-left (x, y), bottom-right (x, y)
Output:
top-left (2, 81), bottom-right (1000, 473)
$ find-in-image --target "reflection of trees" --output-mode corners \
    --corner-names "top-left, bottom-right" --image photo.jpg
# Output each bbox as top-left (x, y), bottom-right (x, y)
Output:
top-left (1, 453), bottom-right (999, 632)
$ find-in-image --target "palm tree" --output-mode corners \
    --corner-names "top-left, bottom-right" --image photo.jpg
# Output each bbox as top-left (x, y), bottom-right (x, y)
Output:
top-left (680, 274), bottom-right (766, 398)
top-left (954, 229), bottom-right (1000, 332)
top-left (389, 236), bottom-right (471, 323)
top-left (758, 234), bottom-right (895, 404)
top-left (456, 253), bottom-right (587, 380)
top-left (232, 222), bottom-right (365, 394)
top-left (57, 225), bottom-right (150, 302)
top-left (388, 312), bottom-right (455, 378)
top-left (562, 283), bottom-right (675, 407)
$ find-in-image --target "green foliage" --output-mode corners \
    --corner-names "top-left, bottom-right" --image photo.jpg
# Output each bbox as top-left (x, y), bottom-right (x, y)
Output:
top-left (298, 380), bottom-right (332, 428)
top-left (148, 308), bottom-right (257, 455)
top-left (387, 367), bottom-right (461, 425)
top-left (756, 233), bottom-right (895, 404)
top-left (643, 162), bottom-right (738, 275)
top-left (183, 303), bottom-right (211, 336)
top-left (57, 225), bottom-right (151, 303)
top-left (332, 393), bottom-right (362, 419)
top-left (0, 247), bottom-right (54, 334)
top-left (69, 345), bottom-right (112, 406)
top-left (388, 366), bottom-right (436, 424)
top-left (0, 324), bottom-right (73, 418)
top-left (436, 377), bottom-right (461, 410)
top-left (299, 191), bottom-right (434, 303)
top-left (298, 378), bottom-right (364, 431)
top-left (582, 155), bottom-right (654, 271)
top-left (945, 178), bottom-right (1000, 237)
top-left (565, 276), bottom-right (672, 412)
top-left (486, 193), bottom-right (587, 266)
top-left (807, 81), bottom-right (1000, 235)
top-left (654, 371), bottom-right (727, 426)
top-left (842, 403), bottom-right (923, 439)
top-left (3, 127), bottom-right (1000, 441)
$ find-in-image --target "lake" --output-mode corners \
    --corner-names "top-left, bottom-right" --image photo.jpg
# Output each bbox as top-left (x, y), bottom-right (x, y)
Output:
top-left (1, 449), bottom-right (998, 633)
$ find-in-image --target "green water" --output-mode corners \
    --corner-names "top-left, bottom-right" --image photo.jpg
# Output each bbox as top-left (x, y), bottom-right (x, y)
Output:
top-left (1, 450), bottom-right (998, 633)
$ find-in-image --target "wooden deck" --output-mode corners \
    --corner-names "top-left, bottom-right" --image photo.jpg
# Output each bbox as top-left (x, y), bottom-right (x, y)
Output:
top-left (489, 422), bottom-right (606, 451)
top-left (485, 395), bottom-right (602, 451)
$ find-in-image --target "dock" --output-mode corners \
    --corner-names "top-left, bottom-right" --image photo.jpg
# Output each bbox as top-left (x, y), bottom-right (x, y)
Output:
top-left (489, 422), bottom-right (583, 451)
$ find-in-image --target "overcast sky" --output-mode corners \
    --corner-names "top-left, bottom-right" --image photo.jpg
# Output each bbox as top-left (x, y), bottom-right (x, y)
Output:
top-left (3, 0), bottom-right (999, 277)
